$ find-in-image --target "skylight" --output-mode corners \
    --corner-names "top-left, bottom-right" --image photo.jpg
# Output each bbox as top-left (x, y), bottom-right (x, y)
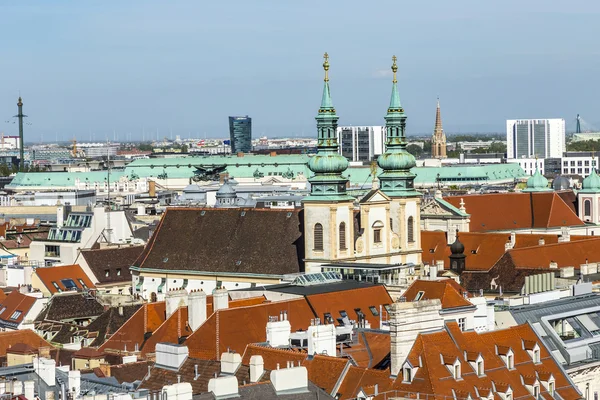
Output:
top-left (291, 272), bottom-right (342, 286)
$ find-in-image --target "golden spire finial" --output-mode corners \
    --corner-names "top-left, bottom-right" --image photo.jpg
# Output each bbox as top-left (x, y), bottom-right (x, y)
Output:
top-left (323, 52), bottom-right (330, 82)
top-left (391, 55), bottom-right (398, 84)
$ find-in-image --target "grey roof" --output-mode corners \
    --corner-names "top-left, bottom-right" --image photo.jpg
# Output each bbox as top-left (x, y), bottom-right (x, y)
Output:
top-left (552, 175), bottom-right (571, 190)
top-left (234, 280), bottom-right (380, 296)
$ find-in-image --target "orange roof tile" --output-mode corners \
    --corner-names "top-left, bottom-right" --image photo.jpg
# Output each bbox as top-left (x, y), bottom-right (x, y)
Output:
top-left (507, 238), bottom-right (600, 269)
top-left (445, 192), bottom-right (584, 232)
top-left (0, 330), bottom-right (52, 357)
top-left (303, 355), bottom-right (350, 394)
top-left (140, 307), bottom-right (193, 355)
top-left (35, 264), bottom-right (96, 294)
top-left (241, 344), bottom-right (307, 371)
top-left (185, 298), bottom-right (316, 359)
top-left (0, 291), bottom-right (37, 325)
top-left (402, 279), bottom-right (472, 310)
top-left (306, 286), bottom-right (392, 329)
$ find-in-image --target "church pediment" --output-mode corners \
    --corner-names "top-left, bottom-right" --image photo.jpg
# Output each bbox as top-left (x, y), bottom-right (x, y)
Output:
top-left (421, 199), bottom-right (454, 216)
top-left (359, 189), bottom-right (391, 204)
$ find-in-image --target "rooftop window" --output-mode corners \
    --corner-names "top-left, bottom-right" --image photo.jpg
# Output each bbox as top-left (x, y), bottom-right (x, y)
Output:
top-left (61, 279), bottom-right (77, 291)
top-left (414, 291), bottom-right (425, 301)
top-left (369, 306), bottom-right (379, 316)
top-left (9, 310), bottom-right (22, 320)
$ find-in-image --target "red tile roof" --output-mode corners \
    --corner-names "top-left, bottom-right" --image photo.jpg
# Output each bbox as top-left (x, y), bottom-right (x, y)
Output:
top-left (0, 291), bottom-right (37, 325)
top-left (402, 279), bottom-right (473, 309)
top-left (445, 192), bottom-right (584, 232)
top-left (140, 306), bottom-right (193, 355)
top-left (0, 330), bottom-right (51, 357)
top-left (507, 238), bottom-right (600, 269)
top-left (421, 230), bottom-right (595, 272)
top-left (306, 286), bottom-right (393, 329)
top-left (185, 298), bottom-right (316, 359)
top-left (35, 264), bottom-right (96, 294)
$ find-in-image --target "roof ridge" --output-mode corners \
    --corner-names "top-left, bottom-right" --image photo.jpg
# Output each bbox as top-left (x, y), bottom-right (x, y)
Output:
top-left (546, 193), bottom-right (557, 228)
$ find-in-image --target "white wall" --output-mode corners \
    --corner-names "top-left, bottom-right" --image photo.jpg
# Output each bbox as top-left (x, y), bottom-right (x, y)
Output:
top-left (507, 119), bottom-right (565, 159)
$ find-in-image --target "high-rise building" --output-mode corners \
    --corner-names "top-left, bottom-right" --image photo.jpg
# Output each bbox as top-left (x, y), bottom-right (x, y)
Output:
top-left (506, 118), bottom-right (565, 159)
top-left (228, 116), bottom-right (252, 153)
top-left (431, 98), bottom-right (447, 158)
top-left (336, 126), bottom-right (385, 162)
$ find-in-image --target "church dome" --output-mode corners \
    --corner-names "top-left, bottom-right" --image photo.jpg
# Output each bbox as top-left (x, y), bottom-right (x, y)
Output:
top-left (582, 169), bottom-right (600, 191)
top-left (523, 169), bottom-right (550, 192)
top-left (377, 149), bottom-right (416, 171)
top-left (450, 235), bottom-right (465, 255)
top-left (552, 175), bottom-right (571, 190)
top-left (308, 153), bottom-right (349, 174)
top-left (216, 180), bottom-right (236, 199)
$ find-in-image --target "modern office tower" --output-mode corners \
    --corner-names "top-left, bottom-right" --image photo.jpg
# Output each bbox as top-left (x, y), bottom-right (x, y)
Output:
top-left (336, 126), bottom-right (385, 162)
top-left (506, 118), bottom-right (565, 159)
top-left (228, 116), bottom-right (252, 153)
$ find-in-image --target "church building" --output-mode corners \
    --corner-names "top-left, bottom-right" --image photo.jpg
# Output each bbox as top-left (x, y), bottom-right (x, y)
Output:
top-left (431, 98), bottom-right (447, 158)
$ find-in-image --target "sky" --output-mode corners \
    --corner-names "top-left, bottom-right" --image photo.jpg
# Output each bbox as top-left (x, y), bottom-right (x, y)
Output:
top-left (1, 1), bottom-right (599, 142)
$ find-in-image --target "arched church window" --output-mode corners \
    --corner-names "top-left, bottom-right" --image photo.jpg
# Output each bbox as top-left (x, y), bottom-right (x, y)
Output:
top-left (584, 199), bottom-right (592, 217)
top-left (407, 216), bottom-right (415, 243)
top-left (314, 223), bottom-right (324, 251)
top-left (339, 222), bottom-right (347, 250)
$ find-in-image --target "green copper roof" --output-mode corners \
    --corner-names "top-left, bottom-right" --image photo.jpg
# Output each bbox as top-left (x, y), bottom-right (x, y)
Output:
top-left (305, 53), bottom-right (351, 201)
top-left (377, 56), bottom-right (418, 197)
top-left (581, 169), bottom-right (600, 193)
top-left (522, 167), bottom-right (551, 192)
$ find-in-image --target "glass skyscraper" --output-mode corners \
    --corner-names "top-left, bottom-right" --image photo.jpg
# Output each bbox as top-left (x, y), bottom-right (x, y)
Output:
top-left (228, 116), bottom-right (252, 153)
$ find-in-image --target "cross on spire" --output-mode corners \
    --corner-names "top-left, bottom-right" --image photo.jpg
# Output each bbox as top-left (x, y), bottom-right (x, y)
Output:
top-left (323, 52), bottom-right (330, 82)
top-left (391, 55), bottom-right (398, 84)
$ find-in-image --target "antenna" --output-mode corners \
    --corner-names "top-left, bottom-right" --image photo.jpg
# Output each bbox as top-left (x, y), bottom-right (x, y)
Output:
top-left (106, 140), bottom-right (113, 244)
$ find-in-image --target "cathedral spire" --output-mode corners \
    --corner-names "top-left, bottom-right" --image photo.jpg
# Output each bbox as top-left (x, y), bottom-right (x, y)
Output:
top-left (377, 56), bottom-right (419, 197)
top-left (432, 97), bottom-right (447, 158)
top-left (305, 53), bottom-right (351, 201)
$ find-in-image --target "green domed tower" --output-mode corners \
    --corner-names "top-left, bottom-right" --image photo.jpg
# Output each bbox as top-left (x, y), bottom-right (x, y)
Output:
top-left (522, 167), bottom-right (551, 192)
top-left (305, 53), bottom-right (353, 202)
top-left (377, 56), bottom-right (420, 198)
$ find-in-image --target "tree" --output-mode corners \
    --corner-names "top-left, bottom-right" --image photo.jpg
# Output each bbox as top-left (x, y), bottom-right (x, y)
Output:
top-left (137, 143), bottom-right (154, 152)
top-left (181, 144), bottom-right (188, 153)
top-left (567, 139), bottom-right (600, 151)
top-left (406, 144), bottom-right (423, 158)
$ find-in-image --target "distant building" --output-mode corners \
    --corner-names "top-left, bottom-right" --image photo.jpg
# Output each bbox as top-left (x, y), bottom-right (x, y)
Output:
top-left (229, 116), bottom-right (252, 153)
top-left (336, 126), bottom-right (385, 162)
top-left (506, 118), bottom-right (565, 159)
top-left (431, 99), bottom-right (446, 158)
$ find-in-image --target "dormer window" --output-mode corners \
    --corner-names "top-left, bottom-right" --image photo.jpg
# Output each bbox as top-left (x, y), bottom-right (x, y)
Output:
top-left (533, 385), bottom-right (540, 398)
top-left (466, 352), bottom-right (484, 377)
top-left (454, 363), bottom-right (461, 380)
top-left (548, 381), bottom-right (554, 396)
top-left (533, 349), bottom-right (540, 363)
top-left (403, 367), bottom-right (412, 383)
top-left (477, 360), bottom-right (484, 376)
top-left (507, 354), bottom-right (514, 369)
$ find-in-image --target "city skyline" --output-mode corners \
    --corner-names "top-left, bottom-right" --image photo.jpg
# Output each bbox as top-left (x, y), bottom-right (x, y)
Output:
top-left (1, 1), bottom-right (598, 142)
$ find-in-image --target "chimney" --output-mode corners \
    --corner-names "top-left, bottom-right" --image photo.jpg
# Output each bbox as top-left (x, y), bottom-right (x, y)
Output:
top-left (538, 237), bottom-right (545, 246)
top-left (220, 352), bottom-right (242, 374)
top-left (212, 288), bottom-right (229, 311)
top-left (165, 289), bottom-right (188, 319)
top-left (270, 151), bottom-right (277, 157)
top-left (236, 152), bottom-right (244, 158)
top-left (24, 381), bottom-right (34, 400)
top-left (270, 365), bottom-right (308, 394)
top-left (162, 382), bottom-right (193, 400)
top-left (389, 299), bottom-right (443, 377)
top-left (249, 355), bottom-right (264, 383)
top-left (429, 264), bottom-right (438, 280)
top-left (560, 226), bottom-right (571, 242)
top-left (207, 376), bottom-right (239, 399)
top-left (56, 203), bottom-right (64, 228)
top-left (549, 261), bottom-right (558, 269)
top-left (156, 343), bottom-right (189, 370)
top-left (118, 306), bottom-right (124, 316)
top-left (11, 380), bottom-right (22, 396)
top-left (98, 362), bottom-right (112, 377)
top-left (307, 323), bottom-right (336, 356)
top-left (149, 180), bottom-right (156, 197)
top-left (34, 357), bottom-right (56, 386)
top-left (68, 370), bottom-right (81, 398)
top-left (188, 290), bottom-right (207, 332)
top-left (266, 315), bottom-right (291, 347)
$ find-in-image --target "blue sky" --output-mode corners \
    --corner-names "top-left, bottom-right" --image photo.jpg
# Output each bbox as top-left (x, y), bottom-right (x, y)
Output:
top-left (1, 1), bottom-right (598, 141)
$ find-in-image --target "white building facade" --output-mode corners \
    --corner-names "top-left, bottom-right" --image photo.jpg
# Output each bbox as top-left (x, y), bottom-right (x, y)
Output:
top-left (337, 126), bottom-right (385, 162)
top-left (506, 119), bottom-right (565, 159)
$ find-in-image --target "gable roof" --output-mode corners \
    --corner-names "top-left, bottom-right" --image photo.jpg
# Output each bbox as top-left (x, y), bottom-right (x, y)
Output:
top-left (305, 285), bottom-right (393, 329)
top-left (35, 264), bottom-right (96, 294)
top-left (445, 192), bottom-right (584, 232)
top-left (79, 246), bottom-right (144, 284)
top-left (0, 291), bottom-right (38, 327)
top-left (359, 189), bottom-right (391, 204)
top-left (402, 279), bottom-right (473, 309)
top-left (507, 237), bottom-right (600, 270)
top-left (184, 298), bottom-right (316, 359)
top-left (133, 208), bottom-right (304, 276)
top-left (0, 330), bottom-right (51, 357)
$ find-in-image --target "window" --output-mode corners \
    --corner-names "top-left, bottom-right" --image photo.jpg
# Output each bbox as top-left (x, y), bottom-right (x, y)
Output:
top-left (506, 394), bottom-right (512, 400)
top-left (77, 279), bottom-right (88, 289)
top-left (533, 385), bottom-right (539, 398)
top-left (548, 382), bottom-right (554, 395)
top-left (477, 361), bottom-right (484, 376)
top-left (51, 281), bottom-right (62, 293)
top-left (507, 354), bottom-right (514, 369)
top-left (45, 245), bottom-right (60, 258)
top-left (373, 229), bottom-right (382, 243)
top-left (453, 363), bottom-right (461, 379)
top-left (9, 310), bottom-right (22, 320)
top-left (314, 223), bottom-right (324, 251)
top-left (339, 310), bottom-right (348, 318)
top-left (403, 367), bottom-right (412, 383)
top-left (458, 317), bottom-right (466, 331)
top-left (369, 306), bottom-right (379, 316)
top-left (407, 217), bottom-right (414, 243)
top-left (61, 279), bottom-right (77, 290)
top-left (339, 222), bottom-right (346, 250)
top-left (105, 269), bottom-right (110, 277)
top-left (585, 200), bottom-right (591, 217)
top-left (116, 268), bottom-right (122, 276)
top-left (533, 349), bottom-right (540, 363)
top-left (414, 291), bottom-right (425, 301)
top-left (323, 312), bottom-right (334, 324)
